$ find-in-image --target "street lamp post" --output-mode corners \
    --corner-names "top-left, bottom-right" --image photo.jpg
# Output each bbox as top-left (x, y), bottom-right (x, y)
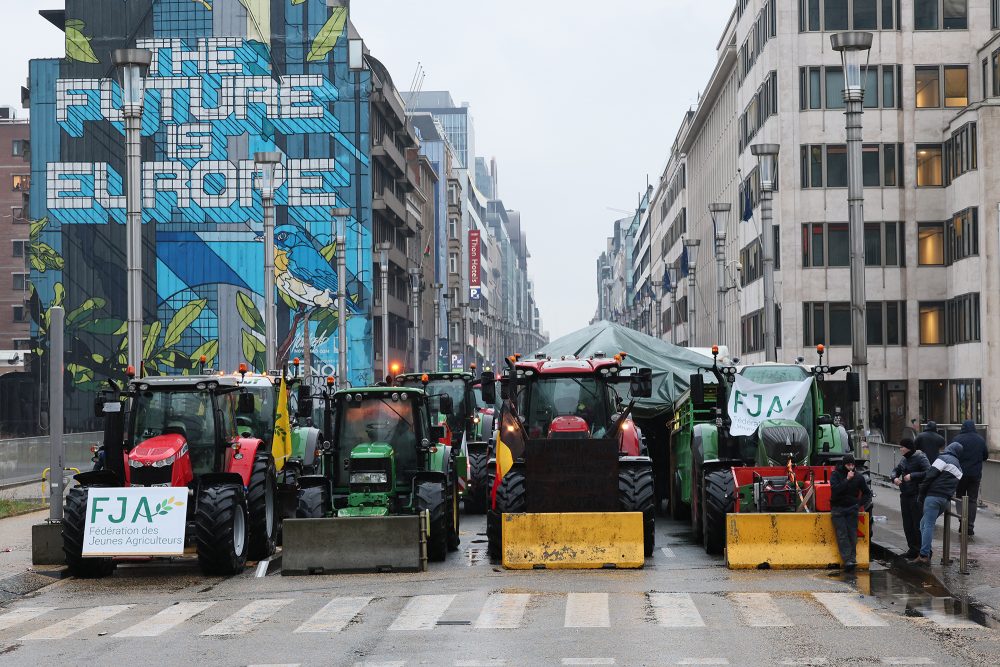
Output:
top-left (432, 283), bottom-right (443, 372)
top-left (331, 206), bottom-right (352, 386)
top-left (651, 280), bottom-right (663, 339)
top-left (709, 203), bottom-right (732, 346)
top-left (665, 266), bottom-right (679, 345)
top-left (683, 238), bottom-right (701, 346)
top-left (832, 31), bottom-right (874, 448)
top-left (750, 143), bottom-right (779, 362)
top-left (460, 301), bottom-right (469, 367)
top-left (409, 267), bottom-right (421, 372)
top-left (113, 48), bottom-right (152, 375)
top-left (254, 152), bottom-right (282, 372)
top-left (378, 242), bottom-right (391, 380)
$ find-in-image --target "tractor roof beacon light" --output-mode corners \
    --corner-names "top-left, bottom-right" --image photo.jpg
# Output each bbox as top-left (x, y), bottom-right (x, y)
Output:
top-left (238, 362), bottom-right (248, 380)
top-left (126, 365), bottom-right (135, 379)
top-left (830, 31), bottom-right (874, 102)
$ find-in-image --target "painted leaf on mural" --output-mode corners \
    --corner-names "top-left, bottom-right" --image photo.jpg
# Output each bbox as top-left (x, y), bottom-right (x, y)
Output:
top-left (192, 339), bottom-right (220, 366)
top-left (292, 0), bottom-right (306, 6)
top-left (65, 298), bottom-right (107, 326)
top-left (307, 7), bottom-right (348, 62)
top-left (279, 290), bottom-right (298, 310)
top-left (241, 329), bottom-right (266, 372)
top-left (313, 309), bottom-right (340, 342)
top-left (164, 299), bottom-right (207, 348)
top-left (28, 217), bottom-right (63, 272)
top-left (65, 20), bottom-right (99, 64)
top-left (191, 0), bottom-right (213, 10)
top-left (77, 318), bottom-right (127, 336)
top-left (320, 240), bottom-right (336, 263)
top-left (236, 291), bottom-right (265, 335)
top-left (143, 321), bottom-right (162, 361)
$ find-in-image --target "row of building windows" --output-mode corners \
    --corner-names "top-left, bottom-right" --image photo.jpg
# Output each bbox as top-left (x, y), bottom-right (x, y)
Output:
top-left (921, 378), bottom-right (981, 425)
top-left (919, 293), bottom-right (980, 345)
top-left (803, 301), bottom-right (907, 346)
top-left (915, 65), bottom-right (968, 108)
top-left (917, 207), bottom-right (979, 266)
top-left (801, 221), bottom-right (903, 268)
top-left (739, 71), bottom-right (778, 152)
top-left (659, 165), bottom-right (686, 223)
top-left (798, 0), bottom-right (900, 31)
top-left (799, 65), bottom-right (900, 110)
top-left (986, 48), bottom-right (1000, 99)
top-left (739, 227), bottom-right (781, 287)
top-left (943, 122), bottom-right (976, 185)
top-left (741, 305), bottom-right (782, 354)
top-left (660, 208), bottom-right (686, 258)
top-left (738, 1), bottom-right (777, 86)
top-left (800, 143), bottom-right (903, 189)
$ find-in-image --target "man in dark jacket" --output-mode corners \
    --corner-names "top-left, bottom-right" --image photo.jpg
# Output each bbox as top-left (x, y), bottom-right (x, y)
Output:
top-left (829, 453), bottom-right (872, 571)
top-left (914, 421), bottom-right (945, 464)
top-left (891, 438), bottom-right (930, 558)
top-left (913, 442), bottom-right (963, 565)
top-left (953, 420), bottom-right (988, 536)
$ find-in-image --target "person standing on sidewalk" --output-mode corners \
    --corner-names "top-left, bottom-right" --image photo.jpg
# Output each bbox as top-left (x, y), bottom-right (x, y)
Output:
top-left (830, 453), bottom-right (872, 571)
top-left (915, 421), bottom-right (945, 464)
top-left (913, 442), bottom-right (964, 565)
top-left (891, 438), bottom-right (930, 558)
top-left (953, 419), bottom-right (988, 537)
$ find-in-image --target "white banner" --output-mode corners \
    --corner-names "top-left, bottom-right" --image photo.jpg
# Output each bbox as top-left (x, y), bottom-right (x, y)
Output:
top-left (727, 375), bottom-right (814, 437)
top-left (82, 487), bottom-right (188, 556)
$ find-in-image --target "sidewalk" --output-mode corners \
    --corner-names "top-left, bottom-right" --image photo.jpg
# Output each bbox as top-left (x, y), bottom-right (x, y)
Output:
top-left (872, 482), bottom-right (1000, 621)
top-left (0, 508), bottom-right (65, 604)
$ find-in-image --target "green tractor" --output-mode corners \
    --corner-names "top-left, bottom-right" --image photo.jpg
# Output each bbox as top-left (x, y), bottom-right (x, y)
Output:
top-left (670, 345), bottom-right (860, 555)
top-left (292, 385), bottom-right (460, 562)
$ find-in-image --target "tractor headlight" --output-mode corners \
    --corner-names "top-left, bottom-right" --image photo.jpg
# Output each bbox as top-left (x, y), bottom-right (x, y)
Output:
top-left (350, 471), bottom-right (388, 485)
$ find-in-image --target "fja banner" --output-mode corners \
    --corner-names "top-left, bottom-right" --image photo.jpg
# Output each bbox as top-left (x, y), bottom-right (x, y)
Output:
top-left (727, 375), bottom-right (814, 437)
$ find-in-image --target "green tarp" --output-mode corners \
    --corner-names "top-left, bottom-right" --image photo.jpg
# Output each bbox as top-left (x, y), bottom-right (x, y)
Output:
top-left (533, 321), bottom-right (712, 420)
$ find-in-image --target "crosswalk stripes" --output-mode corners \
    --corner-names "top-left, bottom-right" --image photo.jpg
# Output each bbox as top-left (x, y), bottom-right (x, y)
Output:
top-left (881, 659), bottom-right (935, 665)
top-left (648, 592), bottom-right (705, 627)
top-left (19, 604), bottom-right (133, 641)
top-left (200, 599), bottom-right (292, 636)
top-left (0, 608), bottom-right (51, 632)
top-left (115, 600), bottom-right (217, 637)
top-left (294, 596), bottom-right (372, 633)
top-left (564, 592), bottom-right (610, 628)
top-left (811, 592), bottom-right (888, 627)
top-left (918, 598), bottom-right (983, 629)
top-left (474, 593), bottom-right (530, 629)
top-left (675, 660), bottom-right (729, 665)
top-left (389, 594), bottom-right (456, 631)
top-left (660, 547), bottom-right (675, 557)
top-left (729, 592), bottom-right (794, 627)
top-left (561, 659), bottom-right (616, 665)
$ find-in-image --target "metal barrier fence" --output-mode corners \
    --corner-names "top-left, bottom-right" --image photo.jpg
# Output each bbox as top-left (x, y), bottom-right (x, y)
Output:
top-left (0, 432), bottom-right (101, 486)
top-left (866, 438), bottom-right (1000, 506)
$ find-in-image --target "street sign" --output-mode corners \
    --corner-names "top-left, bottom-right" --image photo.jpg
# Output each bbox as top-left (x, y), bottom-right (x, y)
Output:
top-left (470, 286), bottom-right (481, 299)
top-left (82, 487), bottom-right (188, 556)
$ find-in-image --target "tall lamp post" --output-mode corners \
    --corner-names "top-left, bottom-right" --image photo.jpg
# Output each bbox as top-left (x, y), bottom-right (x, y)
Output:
top-left (832, 31), bottom-right (874, 447)
top-left (651, 279), bottom-right (663, 339)
top-left (378, 242), bottom-right (391, 380)
top-left (665, 266), bottom-right (679, 345)
top-left (750, 143), bottom-right (779, 362)
top-left (254, 152), bottom-right (282, 371)
top-left (113, 48), bottom-right (152, 375)
top-left (409, 267), bottom-right (421, 372)
top-left (709, 203), bottom-right (732, 346)
top-left (460, 301), bottom-right (469, 367)
top-left (331, 206), bottom-right (352, 386)
top-left (683, 237), bottom-right (701, 346)
top-left (432, 283), bottom-right (443, 371)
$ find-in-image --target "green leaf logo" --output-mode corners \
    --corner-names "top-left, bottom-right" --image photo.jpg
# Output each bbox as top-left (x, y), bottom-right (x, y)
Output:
top-left (307, 7), bottom-right (348, 62)
top-left (65, 19), bottom-right (99, 64)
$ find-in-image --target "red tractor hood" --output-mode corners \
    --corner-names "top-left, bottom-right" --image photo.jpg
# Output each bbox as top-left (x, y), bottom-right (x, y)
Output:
top-left (130, 433), bottom-right (187, 465)
top-left (549, 415), bottom-right (590, 436)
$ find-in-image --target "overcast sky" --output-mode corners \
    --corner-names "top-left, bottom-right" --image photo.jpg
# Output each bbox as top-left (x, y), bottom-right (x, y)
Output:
top-left (3, 1), bottom-right (734, 340)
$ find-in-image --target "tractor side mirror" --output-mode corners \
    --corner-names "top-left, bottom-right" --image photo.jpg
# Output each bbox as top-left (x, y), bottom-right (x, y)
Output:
top-left (296, 385), bottom-right (313, 419)
top-left (237, 391), bottom-right (256, 415)
top-left (689, 373), bottom-right (705, 404)
top-left (846, 371), bottom-right (861, 402)
top-left (429, 425), bottom-right (446, 442)
top-left (480, 371), bottom-right (497, 405)
top-left (630, 367), bottom-right (653, 399)
top-left (438, 394), bottom-right (454, 415)
top-left (499, 378), bottom-right (510, 401)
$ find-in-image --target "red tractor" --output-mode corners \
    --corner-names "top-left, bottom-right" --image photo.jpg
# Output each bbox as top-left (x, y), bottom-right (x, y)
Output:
top-left (63, 375), bottom-right (278, 577)
top-left (487, 353), bottom-right (655, 561)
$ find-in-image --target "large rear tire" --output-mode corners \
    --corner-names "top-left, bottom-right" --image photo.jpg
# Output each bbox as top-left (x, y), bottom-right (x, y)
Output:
top-left (63, 487), bottom-right (116, 578)
top-left (466, 450), bottom-right (490, 514)
top-left (447, 468), bottom-right (460, 551)
top-left (488, 469), bottom-right (526, 559)
top-left (690, 468), bottom-right (704, 543)
top-left (296, 485), bottom-right (331, 518)
top-left (246, 455), bottom-right (278, 561)
top-left (196, 484), bottom-right (249, 575)
top-left (703, 469), bottom-right (736, 555)
top-left (619, 465), bottom-right (656, 556)
top-left (416, 480), bottom-right (448, 562)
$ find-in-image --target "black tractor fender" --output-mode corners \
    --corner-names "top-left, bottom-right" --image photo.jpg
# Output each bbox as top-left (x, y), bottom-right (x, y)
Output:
top-left (73, 470), bottom-right (123, 487)
top-left (413, 469), bottom-right (449, 489)
top-left (199, 472), bottom-right (245, 489)
top-left (296, 474), bottom-right (329, 490)
top-left (467, 441), bottom-right (489, 457)
top-left (618, 455), bottom-right (653, 469)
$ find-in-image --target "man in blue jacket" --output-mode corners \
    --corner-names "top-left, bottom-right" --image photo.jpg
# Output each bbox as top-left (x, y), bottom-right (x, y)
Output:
top-left (912, 442), bottom-right (963, 565)
top-left (953, 420), bottom-right (988, 536)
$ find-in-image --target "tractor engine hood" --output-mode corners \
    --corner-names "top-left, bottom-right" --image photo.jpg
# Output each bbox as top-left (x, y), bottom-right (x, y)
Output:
top-left (129, 433), bottom-right (187, 467)
top-left (548, 416), bottom-right (591, 438)
top-left (757, 420), bottom-right (810, 465)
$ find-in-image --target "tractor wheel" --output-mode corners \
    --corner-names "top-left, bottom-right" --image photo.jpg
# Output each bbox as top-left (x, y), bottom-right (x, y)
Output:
top-left (447, 467), bottom-right (461, 551)
top-left (416, 480), bottom-right (448, 562)
top-left (619, 465), bottom-right (656, 556)
top-left (488, 469), bottom-right (526, 560)
top-left (63, 487), bottom-right (116, 578)
top-left (296, 485), bottom-right (330, 518)
top-left (196, 484), bottom-right (249, 575)
top-left (702, 469), bottom-right (736, 555)
top-left (690, 470), bottom-right (704, 543)
top-left (246, 455), bottom-right (278, 561)
top-left (466, 450), bottom-right (490, 514)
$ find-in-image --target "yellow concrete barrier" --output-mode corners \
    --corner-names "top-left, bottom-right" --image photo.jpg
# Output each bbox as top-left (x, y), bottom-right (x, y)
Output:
top-left (725, 512), bottom-right (870, 570)
top-left (501, 512), bottom-right (644, 569)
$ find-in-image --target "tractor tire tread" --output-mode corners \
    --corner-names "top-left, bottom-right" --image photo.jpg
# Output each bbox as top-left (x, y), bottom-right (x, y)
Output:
top-left (703, 469), bottom-right (735, 555)
top-left (246, 455), bottom-right (277, 561)
top-left (63, 487), bottom-right (116, 578)
top-left (416, 480), bottom-right (449, 562)
top-left (619, 465), bottom-right (656, 556)
top-left (196, 484), bottom-right (249, 575)
top-left (296, 485), bottom-right (330, 518)
top-left (466, 451), bottom-right (490, 514)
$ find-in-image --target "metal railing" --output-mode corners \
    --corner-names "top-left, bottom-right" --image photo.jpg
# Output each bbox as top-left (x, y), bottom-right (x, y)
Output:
top-left (0, 432), bottom-right (101, 487)
top-left (941, 496), bottom-right (970, 575)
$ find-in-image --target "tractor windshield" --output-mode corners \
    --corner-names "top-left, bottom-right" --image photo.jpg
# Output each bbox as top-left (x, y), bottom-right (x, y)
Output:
top-left (402, 378), bottom-right (468, 433)
top-left (131, 389), bottom-right (218, 474)
top-left (239, 384), bottom-right (276, 441)
top-left (339, 397), bottom-right (418, 476)
top-left (523, 376), bottom-right (611, 438)
top-left (740, 365), bottom-right (814, 433)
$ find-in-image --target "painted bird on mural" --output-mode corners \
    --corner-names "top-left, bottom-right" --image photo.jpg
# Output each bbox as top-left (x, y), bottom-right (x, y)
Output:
top-left (271, 223), bottom-right (356, 311)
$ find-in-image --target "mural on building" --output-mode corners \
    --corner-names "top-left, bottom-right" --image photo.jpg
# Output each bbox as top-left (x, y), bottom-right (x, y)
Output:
top-left (29, 0), bottom-right (371, 425)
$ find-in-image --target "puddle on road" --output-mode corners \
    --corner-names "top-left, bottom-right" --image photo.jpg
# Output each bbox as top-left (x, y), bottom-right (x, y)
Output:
top-left (863, 568), bottom-right (999, 630)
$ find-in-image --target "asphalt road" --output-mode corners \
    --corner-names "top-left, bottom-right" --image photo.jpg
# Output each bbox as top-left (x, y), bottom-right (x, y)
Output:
top-left (0, 514), bottom-right (997, 667)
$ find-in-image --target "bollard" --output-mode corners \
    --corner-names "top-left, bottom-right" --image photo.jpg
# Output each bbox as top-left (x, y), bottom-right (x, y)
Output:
top-left (959, 496), bottom-right (969, 575)
top-left (48, 306), bottom-right (65, 522)
top-left (942, 502), bottom-right (951, 565)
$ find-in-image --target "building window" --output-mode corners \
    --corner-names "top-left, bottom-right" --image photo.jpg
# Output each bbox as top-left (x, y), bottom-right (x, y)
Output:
top-left (799, 0), bottom-right (897, 31)
top-left (919, 302), bottom-right (946, 344)
top-left (915, 66), bottom-right (940, 107)
top-left (943, 122), bottom-right (976, 184)
top-left (800, 65), bottom-right (900, 109)
top-left (994, 0), bottom-right (1000, 28)
top-left (11, 207), bottom-right (24, 223)
top-left (947, 292), bottom-right (980, 344)
top-left (862, 222), bottom-right (903, 266)
top-left (738, 1), bottom-right (777, 85)
top-left (915, 144), bottom-right (943, 186)
top-left (11, 139), bottom-right (27, 157)
top-left (803, 302), bottom-right (853, 346)
top-left (944, 66), bottom-right (969, 107)
top-left (12, 240), bottom-right (27, 258)
top-left (866, 301), bottom-right (906, 346)
top-left (948, 207), bottom-right (978, 263)
top-left (994, 49), bottom-right (1000, 97)
top-left (801, 143), bottom-right (901, 188)
top-left (448, 217), bottom-right (459, 240)
top-left (12, 273), bottom-right (28, 291)
top-left (12, 175), bottom-right (29, 192)
top-left (13, 338), bottom-right (30, 351)
top-left (12, 305), bottom-right (27, 323)
top-left (917, 223), bottom-right (945, 265)
top-left (448, 253), bottom-right (458, 275)
top-left (950, 379), bottom-right (982, 423)
top-left (739, 71), bottom-right (778, 150)
top-left (915, 0), bottom-right (967, 29)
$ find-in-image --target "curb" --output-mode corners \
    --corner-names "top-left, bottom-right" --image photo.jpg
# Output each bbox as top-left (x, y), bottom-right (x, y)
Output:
top-left (0, 567), bottom-right (69, 605)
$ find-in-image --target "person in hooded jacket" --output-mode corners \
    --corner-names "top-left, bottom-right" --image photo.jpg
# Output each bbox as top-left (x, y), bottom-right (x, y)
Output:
top-left (829, 453), bottom-right (872, 571)
top-left (891, 438), bottom-right (930, 558)
top-left (914, 421), bottom-right (945, 464)
top-left (953, 420), bottom-right (988, 536)
top-left (913, 442), bottom-right (963, 565)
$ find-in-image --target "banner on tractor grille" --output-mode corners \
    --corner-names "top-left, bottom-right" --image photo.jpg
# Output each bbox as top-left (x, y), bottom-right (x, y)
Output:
top-left (82, 487), bottom-right (187, 556)
top-left (727, 375), bottom-right (814, 436)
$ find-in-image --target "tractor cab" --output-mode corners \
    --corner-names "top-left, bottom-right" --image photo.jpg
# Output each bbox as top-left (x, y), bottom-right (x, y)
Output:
top-left (395, 372), bottom-right (475, 446)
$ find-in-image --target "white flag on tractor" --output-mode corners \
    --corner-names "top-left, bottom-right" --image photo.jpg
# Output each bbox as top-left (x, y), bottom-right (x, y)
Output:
top-left (727, 375), bottom-right (814, 437)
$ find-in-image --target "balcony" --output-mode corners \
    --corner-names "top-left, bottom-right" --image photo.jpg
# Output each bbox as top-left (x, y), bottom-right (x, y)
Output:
top-left (373, 186), bottom-right (407, 226)
top-left (372, 133), bottom-right (406, 177)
